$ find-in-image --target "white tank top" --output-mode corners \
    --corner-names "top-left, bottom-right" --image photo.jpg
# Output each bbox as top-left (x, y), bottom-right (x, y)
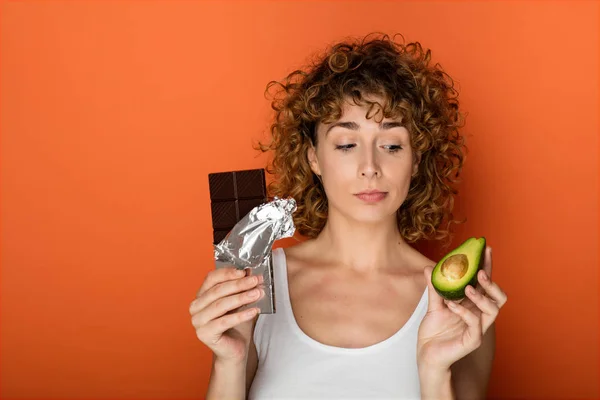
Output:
top-left (248, 247), bottom-right (429, 400)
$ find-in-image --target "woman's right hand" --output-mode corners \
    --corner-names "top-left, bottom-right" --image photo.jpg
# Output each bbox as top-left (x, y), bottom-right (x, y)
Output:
top-left (189, 266), bottom-right (265, 364)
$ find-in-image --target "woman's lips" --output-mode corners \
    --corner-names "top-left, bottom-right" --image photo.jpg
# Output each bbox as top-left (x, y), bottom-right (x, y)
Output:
top-left (355, 192), bottom-right (387, 202)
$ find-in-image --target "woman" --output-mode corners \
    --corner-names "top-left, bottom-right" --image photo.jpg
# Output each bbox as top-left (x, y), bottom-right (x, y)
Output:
top-left (190, 33), bottom-right (507, 399)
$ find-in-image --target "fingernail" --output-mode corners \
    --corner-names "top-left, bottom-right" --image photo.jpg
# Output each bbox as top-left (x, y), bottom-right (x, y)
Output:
top-left (248, 288), bottom-right (260, 298)
top-left (258, 275), bottom-right (264, 284)
top-left (245, 308), bottom-right (258, 318)
top-left (480, 271), bottom-right (488, 281)
top-left (466, 286), bottom-right (476, 295)
top-left (245, 276), bottom-right (256, 285)
top-left (447, 301), bottom-right (457, 308)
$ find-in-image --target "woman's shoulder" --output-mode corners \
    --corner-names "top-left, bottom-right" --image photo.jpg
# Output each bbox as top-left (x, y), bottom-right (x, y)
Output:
top-left (278, 239), bottom-right (315, 262)
top-left (279, 239), bottom-right (435, 276)
top-left (403, 245), bottom-right (437, 274)
top-left (276, 240), bottom-right (319, 278)
top-left (403, 246), bottom-right (436, 289)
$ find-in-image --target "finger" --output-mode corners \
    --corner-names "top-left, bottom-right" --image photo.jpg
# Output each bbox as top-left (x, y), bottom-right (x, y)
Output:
top-left (424, 266), bottom-right (445, 311)
top-left (465, 285), bottom-right (499, 333)
top-left (483, 246), bottom-right (492, 279)
top-left (196, 307), bottom-right (260, 345)
top-left (196, 267), bottom-right (246, 297)
top-left (190, 274), bottom-right (262, 316)
top-left (478, 269), bottom-right (508, 308)
top-left (475, 246), bottom-right (492, 295)
top-left (446, 300), bottom-right (483, 348)
top-left (199, 286), bottom-right (265, 326)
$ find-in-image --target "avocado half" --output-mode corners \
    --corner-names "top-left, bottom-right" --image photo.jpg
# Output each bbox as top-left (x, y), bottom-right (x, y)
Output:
top-left (431, 237), bottom-right (486, 301)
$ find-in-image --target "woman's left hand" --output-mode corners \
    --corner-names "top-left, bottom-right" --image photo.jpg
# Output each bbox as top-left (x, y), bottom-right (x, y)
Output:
top-left (417, 246), bottom-right (507, 372)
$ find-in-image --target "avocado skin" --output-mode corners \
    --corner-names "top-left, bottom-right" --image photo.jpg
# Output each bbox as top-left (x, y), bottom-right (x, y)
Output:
top-left (431, 237), bottom-right (486, 301)
top-left (433, 272), bottom-right (479, 300)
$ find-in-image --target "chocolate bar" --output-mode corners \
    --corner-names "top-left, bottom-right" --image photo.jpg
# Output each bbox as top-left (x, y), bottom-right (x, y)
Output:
top-left (208, 169), bottom-right (267, 244)
top-left (208, 168), bottom-right (275, 314)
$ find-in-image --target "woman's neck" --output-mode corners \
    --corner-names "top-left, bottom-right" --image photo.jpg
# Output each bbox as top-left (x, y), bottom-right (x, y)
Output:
top-left (310, 211), bottom-right (413, 272)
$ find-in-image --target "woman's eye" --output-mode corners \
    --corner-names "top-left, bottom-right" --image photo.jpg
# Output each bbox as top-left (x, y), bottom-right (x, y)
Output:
top-left (383, 145), bottom-right (403, 153)
top-left (334, 144), bottom-right (402, 153)
top-left (335, 144), bottom-right (356, 152)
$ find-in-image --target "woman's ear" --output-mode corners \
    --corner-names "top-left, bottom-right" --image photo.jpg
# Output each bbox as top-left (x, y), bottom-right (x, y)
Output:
top-left (307, 145), bottom-right (321, 176)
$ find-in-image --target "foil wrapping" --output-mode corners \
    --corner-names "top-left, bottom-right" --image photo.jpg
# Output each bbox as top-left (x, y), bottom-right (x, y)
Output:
top-left (214, 197), bottom-right (297, 314)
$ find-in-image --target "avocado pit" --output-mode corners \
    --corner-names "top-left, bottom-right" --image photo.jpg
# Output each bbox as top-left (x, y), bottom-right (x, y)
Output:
top-left (440, 254), bottom-right (468, 281)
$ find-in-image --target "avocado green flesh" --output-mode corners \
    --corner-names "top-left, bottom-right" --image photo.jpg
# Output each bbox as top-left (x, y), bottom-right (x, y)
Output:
top-left (431, 237), bottom-right (486, 300)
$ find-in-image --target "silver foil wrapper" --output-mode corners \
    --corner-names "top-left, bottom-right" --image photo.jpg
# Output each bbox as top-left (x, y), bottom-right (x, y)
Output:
top-left (214, 197), bottom-right (296, 314)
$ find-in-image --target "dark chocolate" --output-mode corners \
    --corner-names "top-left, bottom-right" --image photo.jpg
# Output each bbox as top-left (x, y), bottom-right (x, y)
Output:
top-left (208, 168), bottom-right (267, 244)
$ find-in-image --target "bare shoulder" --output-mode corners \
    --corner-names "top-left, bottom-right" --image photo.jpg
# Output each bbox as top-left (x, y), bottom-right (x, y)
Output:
top-left (404, 245), bottom-right (436, 268)
top-left (398, 245), bottom-right (437, 288)
top-left (283, 240), bottom-right (435, 283)
top-left (279, 240), bottom-right (320, 272)
top-left (280, 239), bottom-right (316, 259)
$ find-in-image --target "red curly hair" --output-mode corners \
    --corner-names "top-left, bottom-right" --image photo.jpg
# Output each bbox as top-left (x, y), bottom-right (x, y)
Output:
top-left (258, 32), bottom-right (468, 246)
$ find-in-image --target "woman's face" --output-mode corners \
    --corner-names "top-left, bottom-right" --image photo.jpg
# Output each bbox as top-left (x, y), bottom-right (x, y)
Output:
top-left (308, 98), bottom-right (419, 224)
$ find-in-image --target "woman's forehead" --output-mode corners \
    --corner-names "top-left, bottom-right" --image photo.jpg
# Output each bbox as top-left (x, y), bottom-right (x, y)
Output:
top-left (317, 108), bottom-right (406, 132)
top-left (325, 94), bottom-right (404, 121)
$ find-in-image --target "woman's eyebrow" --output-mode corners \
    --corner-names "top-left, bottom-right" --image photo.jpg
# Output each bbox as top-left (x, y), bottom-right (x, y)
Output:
top-left (326, 121), bottom-right (404, 134)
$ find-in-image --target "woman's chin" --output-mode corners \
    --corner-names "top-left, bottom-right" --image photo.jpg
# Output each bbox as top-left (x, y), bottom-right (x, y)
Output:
top-left (346, 209), bottom-right (398, 225)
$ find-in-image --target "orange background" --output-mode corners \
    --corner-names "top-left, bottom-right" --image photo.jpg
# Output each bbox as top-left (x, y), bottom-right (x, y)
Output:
top-left (1, 1), bottom-right (598, 399)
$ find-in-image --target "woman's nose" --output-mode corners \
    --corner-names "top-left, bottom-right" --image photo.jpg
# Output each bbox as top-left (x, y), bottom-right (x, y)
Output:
top-left (361, 169), bottom-right (380, 178)
top-left (359, 151), bottom-right (382, 178)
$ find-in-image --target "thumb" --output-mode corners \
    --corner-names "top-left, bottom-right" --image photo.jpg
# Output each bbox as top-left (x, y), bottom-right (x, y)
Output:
top-left (424, 266), bottom-right (444, 311)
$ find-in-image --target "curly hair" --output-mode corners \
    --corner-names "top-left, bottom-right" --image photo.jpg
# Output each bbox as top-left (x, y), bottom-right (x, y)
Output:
top-left (257, 32), bottom-right (468, 246)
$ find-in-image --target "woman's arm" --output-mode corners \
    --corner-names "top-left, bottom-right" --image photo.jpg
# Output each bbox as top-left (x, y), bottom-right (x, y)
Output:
top-left (245, 320), bottom-right (259, 398)
top-left (419, 320), bottom-right (495, 400)
top-left (206, 316), bottom-right (260, 400)
top-left (417, 247), bottom-right (505, 399)
top-left (451, 324), bottom-right (496, 399)
top-left (206, 356), bottom-right (247, 400)
top-left (419, 367), bottom-right (455, 400)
